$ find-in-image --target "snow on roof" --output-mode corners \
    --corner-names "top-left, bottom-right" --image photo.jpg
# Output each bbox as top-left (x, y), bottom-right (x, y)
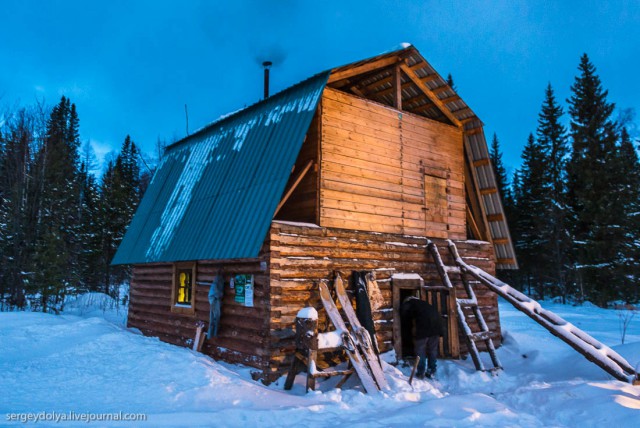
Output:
top-left (112, 72), bottom-right (329, 265)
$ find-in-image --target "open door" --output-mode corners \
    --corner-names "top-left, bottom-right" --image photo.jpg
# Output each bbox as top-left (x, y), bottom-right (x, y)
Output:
top-left (392, 273), bottom-right (459, 361)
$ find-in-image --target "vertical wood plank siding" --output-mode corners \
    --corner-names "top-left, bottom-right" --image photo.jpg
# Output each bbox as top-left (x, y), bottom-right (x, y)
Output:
top-left (319, 88), bottom-right (466, 239)
top-left (274, 109), bottom-right (321, 223)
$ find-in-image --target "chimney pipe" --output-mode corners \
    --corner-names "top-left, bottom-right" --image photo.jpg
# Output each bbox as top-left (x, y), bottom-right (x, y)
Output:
top-left (263, 61), bottom-right (272, 99)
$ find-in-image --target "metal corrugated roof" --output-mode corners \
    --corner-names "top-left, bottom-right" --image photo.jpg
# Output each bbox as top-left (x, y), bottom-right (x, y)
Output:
top-left (112, 71), bottom-right (329, 265)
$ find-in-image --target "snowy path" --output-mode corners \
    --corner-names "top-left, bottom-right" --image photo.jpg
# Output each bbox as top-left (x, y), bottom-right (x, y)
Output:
top-left (1, 298), bottom-right (639, 427)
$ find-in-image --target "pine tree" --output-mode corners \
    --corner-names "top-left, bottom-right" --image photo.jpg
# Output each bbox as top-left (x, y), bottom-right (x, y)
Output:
top-left (566, 54), bottom-right (622, 305)
top-left (536, 84), bottom-right (570, 301)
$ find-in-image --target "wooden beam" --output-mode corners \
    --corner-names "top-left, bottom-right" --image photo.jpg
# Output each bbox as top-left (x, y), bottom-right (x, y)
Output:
top-left (403, 93), bottom-right (429, 106)
top-left (393, 64), bottom-right (402, 110)
top-left (362, 75), bottom-right (393, 92)
top-left (421, 74), bottom-right (441, 83)
top-left (372, 81), bottom-right (412, 98)
top-left (399, 63), bottom-right (462, 128)
top-left (431, 86), bottom-right (450, 96)
top-left (273, 160), bottom-right (314, 218)
top-left (440, 94), bottom-right (461, 104)
top-left (473, 158), bottom-right (491, 167)
top-left (466, 206), bottom-right (482, 240)
top-left (349, 86), bottom-right (366, 97)
top-left (411, 102), bottom-right (433, 112)
top-left (496, 258), bottom-right (516, 265)
top-left (493, 238), bottom-right (509, 245)
top-left (480, 187), bottom-right (498, 195)
top-left (461, 117), bottom-right (478, 125)
top-left (464, 141), bottom-right (491, 241)
top-left (451, 107), bottom-right (473, 117)
top-left (409, 61), bottom-right (427, 71)
top-left (329, 56), bottom-right (400, 84)
top-left (465, 127), bottom-right (483, 136)
top-left (487, 213), bottom-right (505, 222)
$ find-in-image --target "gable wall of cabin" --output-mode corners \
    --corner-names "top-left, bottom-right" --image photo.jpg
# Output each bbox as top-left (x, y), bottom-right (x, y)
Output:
top-left (265, 221), bottom-right (499, 380)
top-left (274, 110), bottom-right (321, 224)
top-left (318, 88), bottom-right (466, 239)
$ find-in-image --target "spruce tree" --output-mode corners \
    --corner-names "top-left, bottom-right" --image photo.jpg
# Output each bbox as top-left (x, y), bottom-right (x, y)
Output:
top-left (32, 96), bottom-right (82, 312)
top-left (610, 128), bottom-right (640, 302)
top-left (536, 84), bottom-right (570, 301)
top-left (446, 73), bottom-right (456, 91)
top-left (489, 133), bottom-right (511, 208)
top-left (100, 135), bottom-right (142, 296)
top-left (77, 160), bottom-right (103, 292)
top-left (0, 108), bottom-right (42, 309)
top-left (512, 134), bottom-right (549, 298)
top-left (566, 54), bottom-right (621, 305)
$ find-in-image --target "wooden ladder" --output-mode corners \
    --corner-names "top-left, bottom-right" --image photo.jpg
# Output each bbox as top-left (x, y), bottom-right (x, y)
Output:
top-left (427, 240), bottom-right (502, 372)
top-left (445, 240), bottom-right (639, 384)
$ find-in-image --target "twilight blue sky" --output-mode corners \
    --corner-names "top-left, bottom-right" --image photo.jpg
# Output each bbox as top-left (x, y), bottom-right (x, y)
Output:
top-left (1, 0), bottom-right (639, 176)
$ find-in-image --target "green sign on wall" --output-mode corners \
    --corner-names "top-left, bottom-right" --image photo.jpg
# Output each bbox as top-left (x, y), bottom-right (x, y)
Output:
top-left (234, 274), bottom-right (254, 307)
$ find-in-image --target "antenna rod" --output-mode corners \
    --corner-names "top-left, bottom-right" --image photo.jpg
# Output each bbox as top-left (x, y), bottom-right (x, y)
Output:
top-left (185, 104), bottom-right (189, 136)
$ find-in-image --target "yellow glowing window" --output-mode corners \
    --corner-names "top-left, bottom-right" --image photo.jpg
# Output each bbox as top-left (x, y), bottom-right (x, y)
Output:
top-left (176, 269), bottom-right (192, 305)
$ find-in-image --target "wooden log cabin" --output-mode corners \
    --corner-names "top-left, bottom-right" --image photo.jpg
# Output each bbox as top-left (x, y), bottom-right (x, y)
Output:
top-left (113, 44), bottom-right (517, 383)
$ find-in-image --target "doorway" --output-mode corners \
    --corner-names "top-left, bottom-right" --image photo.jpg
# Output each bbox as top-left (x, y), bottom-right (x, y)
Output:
top-left (392, 274), bottom-right (426, 361)
top-left (392, 273), bottom-right (460, 361)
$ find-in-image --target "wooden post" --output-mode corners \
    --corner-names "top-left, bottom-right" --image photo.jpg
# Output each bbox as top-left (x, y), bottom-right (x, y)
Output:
top-left (284, 311), bottom-right (318, 392)
top-left (393, 64), bottom-right (402, 110)
top-left (447, 286), bottom-right (460, 358)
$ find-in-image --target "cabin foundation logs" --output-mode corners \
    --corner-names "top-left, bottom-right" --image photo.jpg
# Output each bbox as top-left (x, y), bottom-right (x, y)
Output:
top-left (127, 221), bottom-right (499, 383)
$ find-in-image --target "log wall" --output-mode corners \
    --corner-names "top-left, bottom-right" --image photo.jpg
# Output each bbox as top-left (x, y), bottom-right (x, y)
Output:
top-left (319, 88), bottom-right (466, 239)
top-left (128, 256), bottom-right (272, 371)
top-left (128, 221), bottom-right (500, 381)
top-left (266, 221), bottom-right (500, 378)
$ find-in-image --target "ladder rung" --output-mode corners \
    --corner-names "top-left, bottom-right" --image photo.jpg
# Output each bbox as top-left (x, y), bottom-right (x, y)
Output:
top-left (469, 331), bottom-right (492, 342)
top-left (312, 368), bottom-right (354, 378)
top-left (444, 266), bottom-right (461, 274)
top-left (457, 298), bottom-right (477, 307)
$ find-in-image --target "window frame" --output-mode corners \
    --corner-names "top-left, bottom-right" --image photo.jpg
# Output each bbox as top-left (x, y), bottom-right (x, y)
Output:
top-left (171, 262), bottom-right (197, 316)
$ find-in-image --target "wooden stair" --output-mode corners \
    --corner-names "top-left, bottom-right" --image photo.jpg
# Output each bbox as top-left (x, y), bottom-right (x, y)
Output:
top-left (446, 239), bottom-right (640, 384)
top-left (427, 240), bottom-right (502, 372)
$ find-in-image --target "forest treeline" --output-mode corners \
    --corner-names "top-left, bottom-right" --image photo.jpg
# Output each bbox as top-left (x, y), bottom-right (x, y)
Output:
top-left (0, 96), bottom-right (154, 312)
top-left (1, 54), bottom-right (638, 312)
top-left (492, 54), bottom-right (640, 306)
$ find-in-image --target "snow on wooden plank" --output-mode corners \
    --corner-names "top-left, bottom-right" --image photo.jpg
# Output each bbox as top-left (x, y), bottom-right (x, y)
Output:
top-left (446, 239), bottom-right (638, 383)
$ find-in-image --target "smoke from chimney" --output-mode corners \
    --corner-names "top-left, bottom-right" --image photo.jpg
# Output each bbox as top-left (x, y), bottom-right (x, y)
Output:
top-left (263, 61), bottom-right (272, 99)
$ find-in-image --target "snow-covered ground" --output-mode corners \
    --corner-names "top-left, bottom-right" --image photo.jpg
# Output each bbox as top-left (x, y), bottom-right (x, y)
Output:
top-left (1, 295), bottom-right (639, 427)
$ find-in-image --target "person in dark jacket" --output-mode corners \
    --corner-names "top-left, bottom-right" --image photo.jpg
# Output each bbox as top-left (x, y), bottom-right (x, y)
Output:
top-left (401, 296), bottom-right (445, 379)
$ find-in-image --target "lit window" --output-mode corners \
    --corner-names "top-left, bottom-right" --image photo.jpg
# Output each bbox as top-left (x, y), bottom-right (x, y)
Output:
top-left (176, 269), bottom-right (192, 304)
top-left (172, 263), bottom-right (196, 315)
